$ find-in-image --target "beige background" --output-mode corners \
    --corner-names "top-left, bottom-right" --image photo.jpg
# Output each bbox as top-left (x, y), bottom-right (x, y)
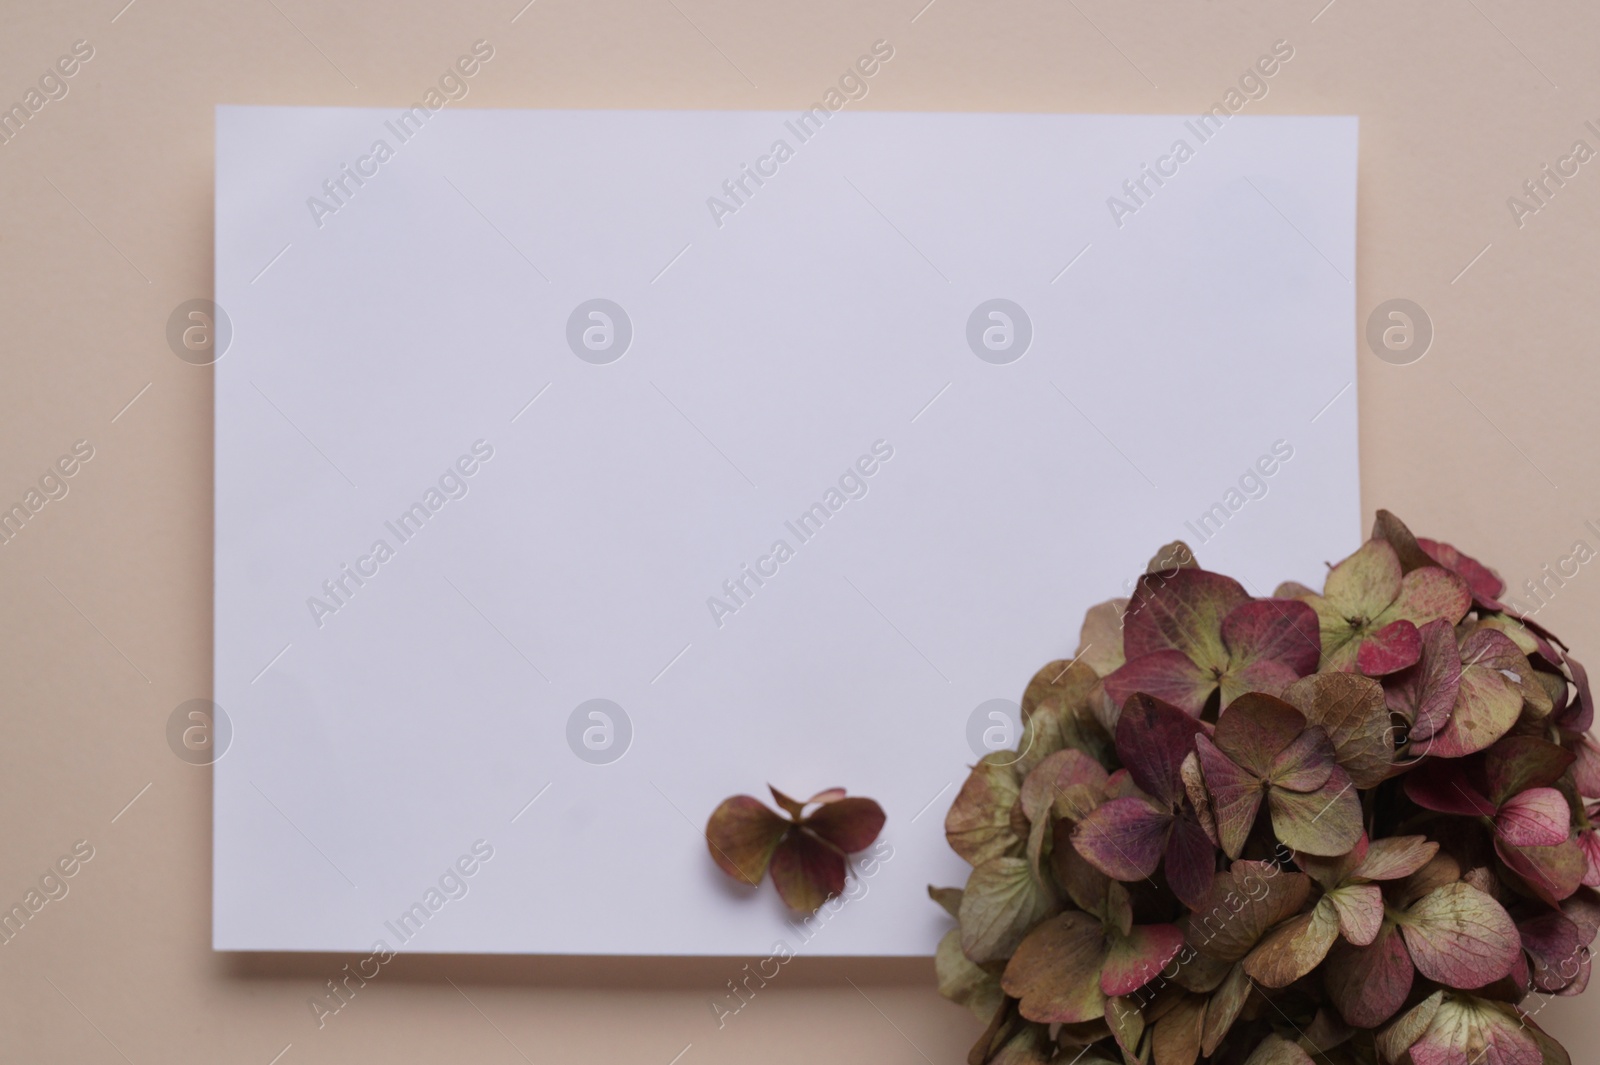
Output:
top-left (4, 0), bottom-right (1600, 1060)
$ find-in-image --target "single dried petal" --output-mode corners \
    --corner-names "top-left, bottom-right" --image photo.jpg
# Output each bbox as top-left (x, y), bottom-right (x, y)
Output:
top-left (1376, 991), bottom-right (1443, 1064)
top-left (804, 796), bottom-right (885, 853)
top-left (1327, 883), bottom-right (1385, 945)
top-left (1358, 618), bottom-right (1422, 676)
top-left (1001, 911), bottom-right (1108, 1024)
top-left (1484, 735), bottom-right (1575, 803)
top-left (1116, 693), bottom-right (1206, 806)
top-left (1214, 693), bottom-right (1307, 775)
top-left (1189, 861), bottom-right (1312, 963)
top-left (1243, 899), bottom-right (1340, 987)
top-left (1071, 795), bottom-right (1172, 881)
top-left (1194, 733), bottom-right (1264, 860)
top-left (1355, 836), bottom-right (1441, 882)
top-left (1404, 759), bottom-right (1497, 817)
top-left (705, 795), bottom-right (789, 885)
top-left (959, 856), bottom-right (1056, 963)
top-left (1430, 630), bottom-right (1541, 758)
top-left (1269, 766), bottom-right (1362, 856)
top-left (1106, 995), bottom-right (1145, 1059)
top-left (1325, 921), bottom-right (1414, 1027)
top-left (1496, 836), bottom-right (1586, 907)
top-left (1163, 813), bottom-right (1219, 911)
top-left (1387, 618), bottom-right (1464, 746)
top-left (1151, 993), bottom-right (1204, 1065)
top-left (1372, 511), bottom-right (1436, 573)
top-left (1221, 596), bottom-right (1321, 679)
top-left (1495, 788), bottom-right (1572, 848)
top-left (1283, 671), bottom-right (1396, 788)
top-left (1517, 911), bottom-right (1584, 993)
top-left (1104, 650), bottom-right (1217, 718)
top-left (1383, 564), bottom-right (1472, 631)
top-left (1399, 882), bottom-right (1520, 988)
top-left (1200, 962), bottom-right (1252, 1056)
top-left (946, 754), bottom-right (1023, 866)
top-left (1077, 599), bottom-right (1130, 678)
top-left (928, 885), bottom-right (963, 919)
top-left (1408, 994), bottom-right (1541, 1065)
top-left (935, 927), bottom-right (1004, 1020)
top-left (770, 831), bottom-right (845, 912)
top-left (1572, 734), bottom-right (1600, 798)
top-left (1102, 923), bottom-right (1185, 996)
top-left (1418, 535), bottom-right (1506, 605)
top-left (769, 786), bottom-right (808, 819)
top-left (1268, 726), bottom-right (1337, 793)
top-left (1122, 567), bottom-right (1250, 666)
top-left (1052, 821), bottom-right (1110, 913)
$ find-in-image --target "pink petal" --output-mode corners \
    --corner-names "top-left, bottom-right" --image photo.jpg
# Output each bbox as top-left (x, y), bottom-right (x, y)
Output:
top-left (1163, 814), bottom-right (1218, 911)
top-left (1071, 796), bottom-right (1172, 881)
top-left (1418, 536), bottom-right (1506, 608)
top-left (1115, 693), bottom-right (1205, 806)
top-left (1385, 618), bottom-right (1463, 745)
top-left (1496, 837), bottom-right (1586, 907)
top-left (1572, 735), bottom-right (1600, 798)
top-left (1579, 830), bottom-right (1600, 888)
top-left (1214, 693), bottom-right (1307, 776)
top-left (1518, 912), bottom-right (1585, 993)
top-left (1400, 882), bottom-right (1520, 989)
top-left (1194, 733), bottom-right (1265, 859)
top-left (1122, 568), bottom-right (1250, 663)
top-left (1357, 619), bottom-right (1421, 676)
top-left (1221, 597), bottom-right (1321, 678)
top-left (1325, 923), bottom-right (1414, 1028)
top-left (1496, 788), bottom-right (1572, 848)
top-left (1104, 650), bottom-right (1216, 718)
top-left (1102, 923), bottom-right (1186, 996)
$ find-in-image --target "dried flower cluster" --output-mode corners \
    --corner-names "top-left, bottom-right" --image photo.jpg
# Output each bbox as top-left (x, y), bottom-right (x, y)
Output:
top-left (933, 512), bottom-right (1598, 1065)
top-left (707, 787), bottom-right (886, 912)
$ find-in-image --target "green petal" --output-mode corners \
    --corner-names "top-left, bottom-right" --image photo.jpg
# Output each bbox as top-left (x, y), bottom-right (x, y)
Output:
top-left (1189, 861), bottom-right (1312, 963)
top-left (1379, 564), bottom-right (1472, 631)
top-left (1001, 911), bottom-right (1108, 1024)
top-left (1283, 671), bottom-right (1395, 788)
top-left (959, 856), bottom-right (1057, 963)
top-left (935, 927), bottom-right (1004, 1021)
top-left (1194, 733), bottom-right (1264, 860)
top-left (1325, 921), bottom-right (1414, 1028)
top-left (945, 753), bottom-right (1024, 866)
top-left (1409, 994), bottom-right (1541, 1065)
top-left (1327, 884), bottom-right (1385, 945)
top-left (1243, 899), bottom-right (1340, 987)
top-left (1324, 539), bottom-right (1404, 618)
top-left (1397, 882), bottom-right (1520, 988)
top-left (1268, 767), bottom-right (1362, 856)
top-left (705, 795), bottom-right (789, 885)
top-left (1122, 567), bottom-right (1250, 669)
top-left (1200, 962), bottom-right (1252, 1057)
top-left (1076, 599), bottom-right (1130, 678)
top-left (1150, 993), bottom-right (1204, 1065)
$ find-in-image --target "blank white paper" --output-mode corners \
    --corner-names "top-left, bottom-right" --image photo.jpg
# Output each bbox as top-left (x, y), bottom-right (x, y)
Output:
top-left (213, 106), bottom-right (1359, 954)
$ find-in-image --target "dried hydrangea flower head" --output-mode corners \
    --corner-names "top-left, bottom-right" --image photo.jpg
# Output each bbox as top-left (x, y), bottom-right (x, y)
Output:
top-left (933, 513), bottom-right (1595, 1065)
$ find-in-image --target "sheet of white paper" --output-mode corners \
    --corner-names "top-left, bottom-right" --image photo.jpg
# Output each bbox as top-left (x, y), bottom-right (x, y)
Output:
top-left (213, 106), bottom-right (1359, 955)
